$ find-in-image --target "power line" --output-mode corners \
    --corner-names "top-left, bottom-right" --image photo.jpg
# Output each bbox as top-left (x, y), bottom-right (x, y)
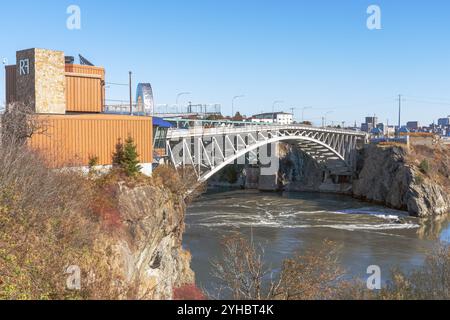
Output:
top-left (105, 82), bottom-right (128, 86)
top-left (403, 95), bottom-right (450, 103)
top-left (403, 98), bottom-right (450, 106)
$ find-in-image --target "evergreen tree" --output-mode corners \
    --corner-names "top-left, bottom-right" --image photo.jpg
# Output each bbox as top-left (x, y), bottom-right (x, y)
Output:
top-left (112, 139), bottom-right (125, 168)
top-left (122, 136), bottom-right (142, 176)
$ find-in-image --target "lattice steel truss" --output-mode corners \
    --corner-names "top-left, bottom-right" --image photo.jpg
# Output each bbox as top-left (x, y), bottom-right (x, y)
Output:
top-left (166, 125), bottom-right (367, 182)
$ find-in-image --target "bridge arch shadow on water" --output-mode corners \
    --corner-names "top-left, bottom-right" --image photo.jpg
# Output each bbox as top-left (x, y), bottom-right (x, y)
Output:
top-left (166, 125), bottom-right (367, 184)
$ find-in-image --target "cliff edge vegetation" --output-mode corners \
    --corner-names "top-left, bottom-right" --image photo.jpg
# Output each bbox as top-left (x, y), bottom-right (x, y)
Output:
top-left (353, 143), bottom-right (450, 218)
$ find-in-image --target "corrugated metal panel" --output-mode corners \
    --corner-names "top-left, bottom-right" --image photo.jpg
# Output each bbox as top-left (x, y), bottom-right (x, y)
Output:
top-left (66, 73), bottom-right (103, 113)
top-left (65, 64), bottom-right (105, 113)
top-left (29, 114), bottom-right (153, 168)
top-left (5, 65), bottom-right (17, 104)
top-left (65, 64), bottom-right (105, 79)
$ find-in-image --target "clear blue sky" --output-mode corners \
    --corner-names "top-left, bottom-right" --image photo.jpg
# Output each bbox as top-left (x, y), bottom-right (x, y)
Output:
top-left (1, 0), bottom-right (450, 126)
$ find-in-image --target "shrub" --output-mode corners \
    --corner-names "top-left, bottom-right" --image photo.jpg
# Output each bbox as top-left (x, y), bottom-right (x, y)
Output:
top-left (415, 175), bottom-right (424, 185)
top-left (419, 159), bottom-right (431, 175)
top-left (88, 155), bottom-right (99, 176)
top-left (153, 165), bottom-right (205, 202)
top-left (173, 285), bottom-right (206, 300)
top-left (0, 144), bottom-right (100, 299)
top-left (379, 243), bottom-right (450, 300)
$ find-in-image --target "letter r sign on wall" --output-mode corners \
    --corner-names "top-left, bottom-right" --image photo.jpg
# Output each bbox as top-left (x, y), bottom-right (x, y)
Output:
top-left (19, 59), bottom-right (30, 76)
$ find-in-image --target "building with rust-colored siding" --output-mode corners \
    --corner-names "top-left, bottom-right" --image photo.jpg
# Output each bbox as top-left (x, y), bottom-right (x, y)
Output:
top-left (29, 114), bottom-right (153, 169)
top-left (65, 64), bottom-right (105, 113)
top-left (4, 48), bottom-right (155, 175)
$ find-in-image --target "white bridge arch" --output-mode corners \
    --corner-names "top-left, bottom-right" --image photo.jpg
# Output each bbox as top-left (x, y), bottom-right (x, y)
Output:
top-left (166, 125), bottom-right (367, 183)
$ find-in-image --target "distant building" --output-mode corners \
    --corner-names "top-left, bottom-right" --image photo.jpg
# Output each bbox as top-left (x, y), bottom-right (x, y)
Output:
top-left (361, 123), bottom-right (370, 133)
top-left (370, 127), bottom-right (383, 137)
top-left (386, 126), bottom-right (397, 137)
top-left (361, 116), bottom-right (378, 133)
top-left (366, 117), bottom-right (378, 126)
top-left (406, 121), bottom-right (419, 131)
top-left (376, 123), bottom-right (386, 134)
top-left (251, 112), bottom-right (293, 125)
top-left (438, 117), bottom-right (450, 127)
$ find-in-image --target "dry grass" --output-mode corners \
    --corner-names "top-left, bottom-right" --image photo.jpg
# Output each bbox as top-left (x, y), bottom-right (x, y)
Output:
top-left (153, 165), bottom-right (206, 203)
top-left (0, 144), bottom-right (99, 299)
top-left (406, 144), bottom-right (450, 188)
top-left (377, 141), bottom-right (409, 149)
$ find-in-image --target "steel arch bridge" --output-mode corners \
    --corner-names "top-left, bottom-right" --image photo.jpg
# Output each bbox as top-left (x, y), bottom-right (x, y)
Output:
top-left (166, 125), bottom-right (368, 183)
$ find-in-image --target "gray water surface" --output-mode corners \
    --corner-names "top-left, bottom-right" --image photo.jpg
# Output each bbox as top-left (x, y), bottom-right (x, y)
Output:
top-left (183, 189), bottom-right (450, 293)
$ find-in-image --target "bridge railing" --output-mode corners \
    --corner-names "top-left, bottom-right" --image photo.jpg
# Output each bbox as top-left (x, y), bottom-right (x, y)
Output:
top-left (167, 124), bottom-right (367, 139)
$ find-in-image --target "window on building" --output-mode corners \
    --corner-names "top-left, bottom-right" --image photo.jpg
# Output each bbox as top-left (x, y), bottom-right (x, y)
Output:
top-left (153, 127), bottom-right (168, 149)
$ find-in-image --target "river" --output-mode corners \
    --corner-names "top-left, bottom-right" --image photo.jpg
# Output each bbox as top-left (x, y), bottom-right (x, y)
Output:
top-left (183, 189), bottom-right (450, 294)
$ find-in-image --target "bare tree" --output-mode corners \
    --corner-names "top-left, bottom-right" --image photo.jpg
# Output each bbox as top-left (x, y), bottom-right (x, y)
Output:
top-left (211, 233), bottom-right (347, 300)
top-left (211, 233), bottom-right (268, 300)
top-left (1, 102), bottom-right (47, 146)
top-left (273, 240), bottom-right (346, 300)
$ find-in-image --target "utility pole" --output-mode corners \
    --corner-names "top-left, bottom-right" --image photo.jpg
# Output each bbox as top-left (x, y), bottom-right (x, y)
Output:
top-left (290, 107), bottom-right (296, 122)
top-left (398, 94), bottom-right (402, 132)
top-left (2, 57), bottom-right (8, 111)
top-left (129, 71), bottom-right (133, 115)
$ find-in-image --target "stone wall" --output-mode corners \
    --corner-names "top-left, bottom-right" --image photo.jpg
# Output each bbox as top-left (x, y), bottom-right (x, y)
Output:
top-left (15, 48), bottom-right (66, 114)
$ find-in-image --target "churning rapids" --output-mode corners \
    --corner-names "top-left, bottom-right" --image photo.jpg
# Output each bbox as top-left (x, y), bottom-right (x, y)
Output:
top-left (183, 189), bottom-right (450, 293)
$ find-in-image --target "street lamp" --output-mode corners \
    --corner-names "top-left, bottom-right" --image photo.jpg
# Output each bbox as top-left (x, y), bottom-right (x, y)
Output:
top-left (301, 107), bottom-right (313, 122)
top-left (176, 92), bottom-right (191, 113)
top-left (232, 95), bottom-right (245, 118)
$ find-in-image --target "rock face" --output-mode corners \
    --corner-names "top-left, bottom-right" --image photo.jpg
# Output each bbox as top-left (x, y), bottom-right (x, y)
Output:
top-left (353, 145), bottom-right (450, 218)
top-left (98, 183), bottom-right (195, 300)
top-left (278, 144), bottom-right (325, 192)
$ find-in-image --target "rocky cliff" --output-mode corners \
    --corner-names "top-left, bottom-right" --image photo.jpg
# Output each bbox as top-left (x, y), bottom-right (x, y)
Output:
top-left (353, 144), bottom-right (450, 218)
top-left (207, 142), bottom-right (449, 218)
top-left (95, 182), bottom-right (195, 300)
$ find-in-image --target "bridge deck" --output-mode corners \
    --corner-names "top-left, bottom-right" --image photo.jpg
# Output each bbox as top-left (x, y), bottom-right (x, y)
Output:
top-left (167, 124), bottom-right (367, 139)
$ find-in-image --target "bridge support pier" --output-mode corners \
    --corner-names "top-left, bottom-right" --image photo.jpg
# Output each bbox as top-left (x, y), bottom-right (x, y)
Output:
top-left (258, 173), bottom-right (279, 191)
